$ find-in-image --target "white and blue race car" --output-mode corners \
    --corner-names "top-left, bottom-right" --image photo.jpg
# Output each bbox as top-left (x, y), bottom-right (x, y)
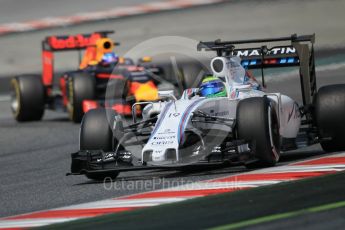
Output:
top-left (68, 34), bottom-right (345, 180)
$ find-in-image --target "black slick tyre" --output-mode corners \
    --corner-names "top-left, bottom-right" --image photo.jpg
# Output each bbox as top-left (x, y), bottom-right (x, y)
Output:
top-left (314, 84), bottom-right (345, 152)
top-left (67, 72), bottom-right (95, 123)
top-left (237, 97), bottom-right (280, 168)
top-left (10, 75), bottom-right (45, 122)
top-left (80, 108), bottom-right (123, 180)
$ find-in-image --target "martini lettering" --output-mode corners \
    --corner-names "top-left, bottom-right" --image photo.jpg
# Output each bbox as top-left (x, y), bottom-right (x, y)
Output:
top-left (234, 47), bottom-right (296, 57)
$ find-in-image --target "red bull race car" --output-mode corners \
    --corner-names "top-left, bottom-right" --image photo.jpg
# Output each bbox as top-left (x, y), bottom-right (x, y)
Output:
top-left (10, 31), bottom-right (165, 122)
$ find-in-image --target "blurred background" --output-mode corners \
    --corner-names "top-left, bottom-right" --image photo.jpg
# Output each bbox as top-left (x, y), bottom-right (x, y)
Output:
top-left (0, 0), bottom-right (345, 221)
top-left (0, 0), bottom-right (344, 75)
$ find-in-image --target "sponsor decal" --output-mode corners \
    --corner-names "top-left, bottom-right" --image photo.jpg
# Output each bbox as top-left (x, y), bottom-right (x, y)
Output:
top-left (234, 47), bottom-right (296, 57)
top-left (287, 102), bottom-right (300, 122)
top-left (153, 136), bottom-right (175, 140)
top-left (151, 136), bottom-right (175, 146)
top-left (151, 140), bottom-right (174, 146)
top-left (158, 128), bottom-right (176, 135)
top-left (48, 33), bottom-right (101, 50)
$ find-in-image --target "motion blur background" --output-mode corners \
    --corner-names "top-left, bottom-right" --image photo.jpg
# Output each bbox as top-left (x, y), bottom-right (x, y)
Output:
top-left (0, 0), bottom-right (344, 77)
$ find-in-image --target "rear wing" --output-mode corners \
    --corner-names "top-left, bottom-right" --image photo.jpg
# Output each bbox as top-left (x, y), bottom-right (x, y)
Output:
top-left (42, 30), bottom-right (114, 51)
top-left (41, 31), bottom-right (117, 87)
top-left (197, 34), bottom-right (316, 106)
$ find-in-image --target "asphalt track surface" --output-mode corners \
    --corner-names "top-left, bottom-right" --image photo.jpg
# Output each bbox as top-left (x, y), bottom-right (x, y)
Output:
top-left (0, 0), bottom-right (345, 221)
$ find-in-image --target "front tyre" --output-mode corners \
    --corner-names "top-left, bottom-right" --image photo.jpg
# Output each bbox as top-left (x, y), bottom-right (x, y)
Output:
top-left (80, 108), bottom-right (123, 180)
top-left (10, 75), bottom-right (45, 122)
top-left (237, 97), bottom-right (280, 168)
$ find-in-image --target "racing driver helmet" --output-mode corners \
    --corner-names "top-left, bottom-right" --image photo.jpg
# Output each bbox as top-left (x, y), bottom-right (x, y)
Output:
top-left (100, 52), bottom-right (119, 66)
top-left (199, 76), bottom-right (227, 98)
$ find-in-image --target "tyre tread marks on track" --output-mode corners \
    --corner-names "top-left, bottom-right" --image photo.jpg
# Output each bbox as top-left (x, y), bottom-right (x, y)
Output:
top-left (0, 152), bottom-right (345, 229)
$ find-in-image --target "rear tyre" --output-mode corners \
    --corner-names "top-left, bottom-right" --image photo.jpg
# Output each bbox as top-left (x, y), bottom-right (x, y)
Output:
top-left (10, 75), bottom-right (45, 122)
top-left (237, 97), bottom-right (280, 168)
top-left (67, 72), bottom-right (95, 123)
top-left (314, 84), bottom-right (345, 152)
top-left (80, 108), bottom-right (123, 180)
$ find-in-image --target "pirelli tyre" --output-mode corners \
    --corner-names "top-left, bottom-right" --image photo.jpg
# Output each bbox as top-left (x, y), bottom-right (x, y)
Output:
top-left (237, 96), bottom-right (280, 168)
top-left (10, 75), bottom-right (45, 122)
top-left (80, 108), bottom-right (123, 180)
top-left (67, 72), bottom-right (95, 123)
top-left (314, 84), bottom-right (345, 152)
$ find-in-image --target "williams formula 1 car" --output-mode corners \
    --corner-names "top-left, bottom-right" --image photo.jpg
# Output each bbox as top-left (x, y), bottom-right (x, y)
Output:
top-left (10, 31), bottom-right (167, 122)
top-left (68, 34), bottom-right (345, 180)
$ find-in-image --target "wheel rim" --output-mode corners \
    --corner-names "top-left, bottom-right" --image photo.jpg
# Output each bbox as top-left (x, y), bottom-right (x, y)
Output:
top-left (67, 78), bottom-right (74, 120)
top-left (268, 105), bottom-right (280, 162)
top-left (10, 79), bottom-right (20, 116)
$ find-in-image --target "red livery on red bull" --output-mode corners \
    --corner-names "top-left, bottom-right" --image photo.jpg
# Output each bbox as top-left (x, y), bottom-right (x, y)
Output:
top-left (10, 31), bottom-right (168, 122)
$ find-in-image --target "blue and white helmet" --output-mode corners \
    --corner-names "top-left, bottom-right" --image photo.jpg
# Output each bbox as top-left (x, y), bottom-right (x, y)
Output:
top-left (101, 52), bottom-right (119, 65)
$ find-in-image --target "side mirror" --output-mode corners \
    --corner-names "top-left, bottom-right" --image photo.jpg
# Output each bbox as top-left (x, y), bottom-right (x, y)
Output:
top-left (158, 90), bottom-right (177, 101)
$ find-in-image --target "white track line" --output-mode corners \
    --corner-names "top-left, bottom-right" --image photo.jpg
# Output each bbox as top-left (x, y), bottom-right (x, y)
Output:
top-left (54, 197), bottom-right (187, 210)
top-left (0, 218), bottom-right (80, 229)
top-left (163, 181), bottom-right (280, 191)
